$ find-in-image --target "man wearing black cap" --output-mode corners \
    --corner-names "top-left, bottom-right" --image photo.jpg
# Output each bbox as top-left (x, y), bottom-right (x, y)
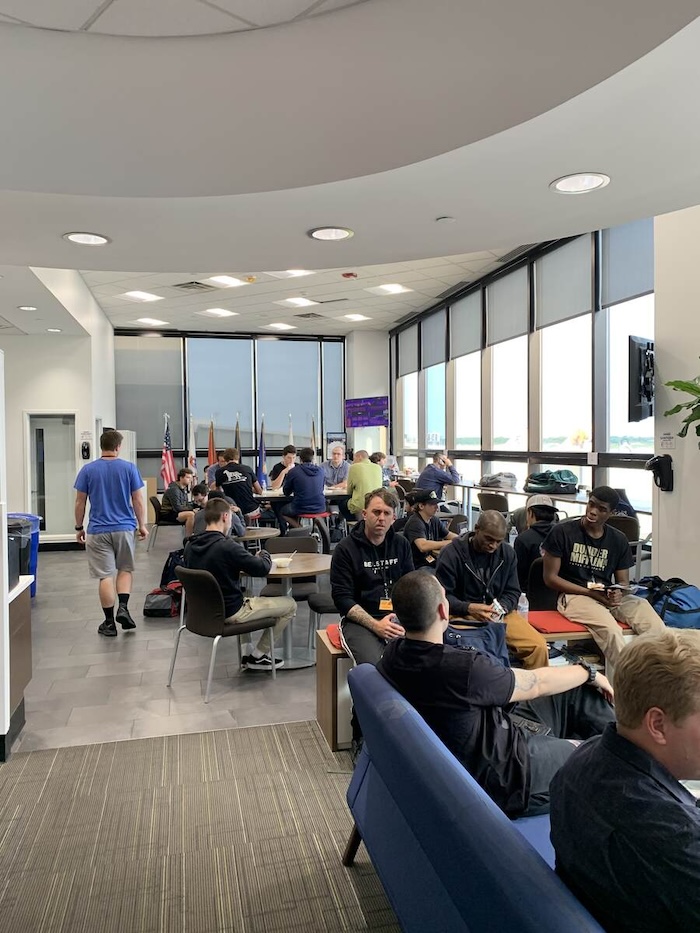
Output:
top-left (402, 488), bottom-right (458, 570)
top-left (542, 486), bottom-right (664, 666)
top-left (513, 494), bottom-right (558, 590)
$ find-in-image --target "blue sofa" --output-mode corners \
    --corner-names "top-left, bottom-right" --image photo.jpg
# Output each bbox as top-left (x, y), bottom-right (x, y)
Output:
top-left (344, 663), bottom-right (603, 933)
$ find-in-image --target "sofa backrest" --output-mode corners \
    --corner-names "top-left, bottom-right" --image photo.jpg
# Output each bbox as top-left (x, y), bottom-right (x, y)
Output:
top-left (347, 663), bottom-right (603, 933)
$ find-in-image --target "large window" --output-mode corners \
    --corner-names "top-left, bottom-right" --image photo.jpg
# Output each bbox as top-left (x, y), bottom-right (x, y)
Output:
top-left (492, 336), bottom-right (528, 450)
top-left (322, 341), bottom-right (344, 433)
top-left (257, 340), bottom-right (320, 448)
top-left (607, 294), bottom-right (654, 452)
top-left (540, 315), bottom-right (592, 451)
top-left (401, 372), bottom-right (418, 449)
top-left (187, 338), bottom-right (253, 449)
top-left (454, 352), bottom-right (481, 449)
top-left (115, 336), bottom-right (184, 448)
top-left (425, 363), bottom-right (446, 449)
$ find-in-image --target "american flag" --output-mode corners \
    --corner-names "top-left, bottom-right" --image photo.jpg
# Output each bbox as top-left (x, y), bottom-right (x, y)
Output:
top-left (161, 414), bottom-right (177, 486)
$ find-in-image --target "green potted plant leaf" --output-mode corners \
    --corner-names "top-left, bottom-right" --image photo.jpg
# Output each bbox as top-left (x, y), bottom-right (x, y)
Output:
top-left (665, 367), bottom-right (700, 442)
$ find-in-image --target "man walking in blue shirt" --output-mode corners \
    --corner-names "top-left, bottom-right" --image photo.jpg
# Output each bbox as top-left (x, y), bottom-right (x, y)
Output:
top-left (74, 430), bottom-right (148, 636)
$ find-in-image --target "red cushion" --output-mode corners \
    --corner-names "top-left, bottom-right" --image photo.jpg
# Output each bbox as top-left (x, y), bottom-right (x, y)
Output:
top-left (299, 512), bottom-right (331, 519)
top-left (326, 623), bottom-right (343, 650)
top-left (530, 610), bottom-right (632, 634)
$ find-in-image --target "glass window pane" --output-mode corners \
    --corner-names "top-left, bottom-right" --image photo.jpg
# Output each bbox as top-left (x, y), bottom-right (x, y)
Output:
top-left (454, 352), bottom-right (481, 449)
top-left (425, 363), bottom-right (446, 449)
top-left (257, 340), bottom-right (320, 448)
top-left (422, 309), bottom-right (446, 368)
top-left (187, 338), bottom-right (253, 450)
top-left (450, 291), bottom-right (481, 358)
top-left (536, 236), bottom-right (592, 328)
top-left (602, 219), bottom-right (654, 308)
top-left (115, 336), bottom-right (184, 448)
top-left (483, 461), bottom-right (529, 497)
top-left (322, 341), bottom-right (344, 434)
top-left (607, 295), bottom-right (654, 452)
top-left (454, 458), bottom-right (482, 484)
top-left (401, 372), bottom-right (418, 448)
top-left (487, 267), bottom-right (528, 345)
top-left (398, 324), bottom-right (418, 376)
top-left (541, 316), bottom-right (592, 451)
top-left (492, 336), bottom-right (528, 449)
top-left (607, 467), bottom-right (653, 523)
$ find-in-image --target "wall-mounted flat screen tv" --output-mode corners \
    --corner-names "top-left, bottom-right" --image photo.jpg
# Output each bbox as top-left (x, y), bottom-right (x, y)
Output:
top-left (628, 335), bottom-right (654, 422)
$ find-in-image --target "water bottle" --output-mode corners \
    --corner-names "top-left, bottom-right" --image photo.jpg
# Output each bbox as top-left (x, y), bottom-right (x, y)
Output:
top-left (518, 592), bottom-right (529, 621)
top-left (508, 526), bottom-right (518, 546)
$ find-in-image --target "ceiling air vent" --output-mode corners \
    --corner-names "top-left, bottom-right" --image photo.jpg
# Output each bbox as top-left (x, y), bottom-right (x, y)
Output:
top-left (315, 298), bottom-right (349, 305)
top-left (496, 245), bottom-right (536, 264)
top-left (171, 281), bottom-right (219, 293)
top-left (295, 312), bottom-right (325, 319)
top-left (434, 281), bottom-right (469, 302)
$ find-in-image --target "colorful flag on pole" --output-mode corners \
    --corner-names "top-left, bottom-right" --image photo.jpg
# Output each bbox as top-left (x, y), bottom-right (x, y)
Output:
top-left (160, 414), bottom-right (177, 487)
top-left (311, 417), bottom-right (317, 454)
top-left (234, 412), bottom-right (241, 453)
top-left (207, 420), bottom-right (216, 466)
top-left (256, 418), bottom-right (267, 488)
top-left (288, 414), bottom-right (294, 447)
top-left (187, 417), bottom-right (197, 477)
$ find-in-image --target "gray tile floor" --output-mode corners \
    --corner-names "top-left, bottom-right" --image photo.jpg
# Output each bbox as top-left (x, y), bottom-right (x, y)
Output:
top-left (14, 528), bottom-right (325, 753)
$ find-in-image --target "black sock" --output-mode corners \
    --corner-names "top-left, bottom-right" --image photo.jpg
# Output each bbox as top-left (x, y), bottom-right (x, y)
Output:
top-left (117, 594), bottom-right (129, 609)
top-left (103, 606), bottom-right (115, 623)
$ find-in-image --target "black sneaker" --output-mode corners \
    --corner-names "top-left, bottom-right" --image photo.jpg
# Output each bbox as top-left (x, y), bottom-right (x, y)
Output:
top-left (98, 620), bottom-right (118, 637)
top-left (245, 654), bottom-right (284, 671)
top-left (240, 655), bottom-right (252, 668)
top-left (116, 607), bottom-right (136, 630)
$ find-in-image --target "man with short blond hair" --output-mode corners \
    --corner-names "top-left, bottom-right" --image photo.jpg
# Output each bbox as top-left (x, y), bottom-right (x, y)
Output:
top-left (551, 630), bottom-right (700, 933)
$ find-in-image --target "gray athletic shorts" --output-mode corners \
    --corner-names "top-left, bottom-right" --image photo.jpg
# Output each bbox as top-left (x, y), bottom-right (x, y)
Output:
top-left (86, 531), bottom-right (136, 578)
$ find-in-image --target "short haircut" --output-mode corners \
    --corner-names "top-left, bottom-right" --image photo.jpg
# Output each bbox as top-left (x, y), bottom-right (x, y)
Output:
top-left (299, 447), bottom-right (315, 463)
top-left (204, 498), bottom-right (230, 524)
top-left (614, 629), bottom-right (700, 729)
top-left (191, 483), bottom-right (208, 497)
top-left (207, 489), bottom-right (225, 500)
top-left (177, 468), bottom-right (193, 480)
top-left (355, 449), bottom-right (369, 461)
top-left (364, 487), bottom-right (399, 511)
top-left (476, 510), bottom-right (507, 536)
top-left (331, 445), bottom-right (344, 454)
top-left (222, 447), bottom-right (238, 462)
top-left (590, 486), bottom-right (619, 510)
top-left (432, 452), bottom-right (443, 463)
top-left (393, 571), bottom-right (444, 633)
top-left (283, 445), bottom-right (296, 456)
top-left (100, 429), bottom-right (123, 451)
top-left (369, 451), bottom-right (385, 464)
top-left (530, 505), bottom-right (557, 523)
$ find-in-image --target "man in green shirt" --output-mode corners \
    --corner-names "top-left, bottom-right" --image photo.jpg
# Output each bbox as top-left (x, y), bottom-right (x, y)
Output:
top-left (341, 450), bottom-right (383, 520)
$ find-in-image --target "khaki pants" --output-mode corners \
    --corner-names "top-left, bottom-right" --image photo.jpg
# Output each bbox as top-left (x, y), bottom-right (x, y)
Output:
top-left (227, 596), bottom-right (295, 655)
top-left (557, 593), bottom-right (664, 666)
top-left (453, 611), bottom-right (549, 669)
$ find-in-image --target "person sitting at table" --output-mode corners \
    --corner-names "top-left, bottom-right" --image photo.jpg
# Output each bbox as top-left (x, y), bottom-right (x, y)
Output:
top-left (322, 445), bottom-right (349, 490)
top-left (278, 446), bottom-right (326, 534)
top-left (435, 510), bottom-right (549, 669)
top-left (416, 453), bottom-right (461, 507)
top-left (184, 498), bottom-right (295, 670)
top-left (268, 445), bottom-right (296, 490)
top-left (189, 487), bottom-right (245, 538)
top-left (206, 452), bottom-right (226, 489)
top-left (402, 488), bottom-right (458, 570)
top-left (370, 451), bottom-right (398, 488)
top-left (160, 468), bottom-right (196, 526)
top-left (513, 493), bottom-right (558, 590)
top-left (214, 447), bottom-right (262, 521)
top-left (340, 450), bottom-right (383, 522)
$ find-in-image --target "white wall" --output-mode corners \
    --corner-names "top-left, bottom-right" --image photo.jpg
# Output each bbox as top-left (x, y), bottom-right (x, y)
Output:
top-left (345, 330), bottom-right (390, 453)
top-left (654, 206), bottom-right (700, 580)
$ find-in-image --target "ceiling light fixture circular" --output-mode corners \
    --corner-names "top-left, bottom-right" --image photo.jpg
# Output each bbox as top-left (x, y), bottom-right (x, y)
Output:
top-left (18, 305), bottom-right (37, 311)
top-left (62, 232), bottom-right (111, 246)
top-left (308, 227), bottom-right (354, 241)
top-left (549, 173), bottom-right (610, 194)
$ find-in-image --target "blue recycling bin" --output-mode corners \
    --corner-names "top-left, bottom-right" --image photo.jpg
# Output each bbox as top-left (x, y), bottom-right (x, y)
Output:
top-left (8, 513), bottom-right (41, 596)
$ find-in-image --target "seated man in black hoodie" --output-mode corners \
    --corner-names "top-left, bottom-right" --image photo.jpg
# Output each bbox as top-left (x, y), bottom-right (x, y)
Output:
top-left (435, 510), bottom-right (548, 669)
top-left (330, 487), bottom-right (414, 666)
top-left (184, 498), bottom-right (295, 670)
top-left (513, 494), bottom-right (558, 591)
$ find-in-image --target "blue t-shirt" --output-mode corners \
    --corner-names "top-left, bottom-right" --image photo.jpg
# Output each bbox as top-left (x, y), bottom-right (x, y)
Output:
top-left (74, 458), bottom-right (144, 534)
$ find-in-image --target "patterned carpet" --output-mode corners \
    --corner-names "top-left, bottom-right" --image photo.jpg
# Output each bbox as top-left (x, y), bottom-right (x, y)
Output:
top-left (0, 722), bottom-right (399, 933)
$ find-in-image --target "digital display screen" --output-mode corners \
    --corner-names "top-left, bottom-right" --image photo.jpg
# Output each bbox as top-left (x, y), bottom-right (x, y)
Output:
top-left (344, 396), bottom-right (389, 428)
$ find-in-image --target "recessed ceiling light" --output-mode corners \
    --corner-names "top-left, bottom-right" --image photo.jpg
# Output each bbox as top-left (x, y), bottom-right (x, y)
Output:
top-left (206, 275), bottom-right (248, 288)
top-left (344, 314), bottom-right (372, 322)
top-left (435, 216), bottom-right (457, 224)
top-left (62, 231), bottom-right (111, 246)
top-left (274, 297), bottom-right (319, 308)
top-left (47, 328), bottom-right (62, 333)
top-left (197, 308), bottom-right (239, 318)
top-left (120, 291), bottom-right (164, 303)
top-left (264, 270), bottom-right (315, 279)
top-left (549, 173), bottom-right (611, 194)
top-left (18, 305), bottom-right (37, 311)
top-left (136, 317), bottom-right (170, 326)
top-left (365, 284), bottom-right (414, 296)
top-left (267, 322), bottom-right (296, 331)
top-left (308, 227), bottom-right (354, 241)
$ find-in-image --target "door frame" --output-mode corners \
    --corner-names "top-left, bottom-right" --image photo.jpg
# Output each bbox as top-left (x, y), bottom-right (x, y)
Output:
top-left (23, 410), bottom-right (79, 542)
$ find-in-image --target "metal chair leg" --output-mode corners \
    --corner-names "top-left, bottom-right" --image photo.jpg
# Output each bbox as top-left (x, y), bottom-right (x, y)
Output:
top-left (236, 635), bottom-right (243, 670)
top-left (270, 632), bottom-right (277, 680)
top-left (342, 824), bottom-right (362, 866)
top-left (308, 608), bottom-right (319, 652)
top-left (167, 624), bottom-right (186, 686)
top-left (147, 523), bottom-right (158, 552)
top-left (204, 634), bottom-right (222, 703)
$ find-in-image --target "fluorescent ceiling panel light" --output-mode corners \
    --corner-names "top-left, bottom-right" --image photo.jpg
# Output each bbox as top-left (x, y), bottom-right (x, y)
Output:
top-left (549, 173), bottom-right (610, 194)
top-left (365, 284), bottom-right (414, 295)
top-left (197, 308), bottom-right (238, 318)
top-left (274, 297), bottom-right (319, 308)
top-left (47, 328), bottom-right (62, 333)
top-left (308, 227), bottom-right (354, 241)
top-left (267, 322), bottom-right (296, 330)
top-left (18, 305), bottom-right (37, 311)
top-left (344, 313), bottom-right (371, 321)
top-left (264, 270), bottom-right (315, 279)
top-left (135, 317), bottom-right (170, 326)
top-left (120, 291), bottom-right (164, 302)
top-left (206, 275), bottom-right (248, 287)
top-left (62, 231), bottom-right (110, 246)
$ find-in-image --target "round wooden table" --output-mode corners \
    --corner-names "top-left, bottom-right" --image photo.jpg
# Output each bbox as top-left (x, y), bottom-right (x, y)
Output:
top-left (266, 552), bottom-right (332, 669)
top-left (232, 526), bottom-right (280, 543)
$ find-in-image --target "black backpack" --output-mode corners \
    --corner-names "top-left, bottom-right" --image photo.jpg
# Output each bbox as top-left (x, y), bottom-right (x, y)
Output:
top-left (160, 548), bottom-right (185, 589)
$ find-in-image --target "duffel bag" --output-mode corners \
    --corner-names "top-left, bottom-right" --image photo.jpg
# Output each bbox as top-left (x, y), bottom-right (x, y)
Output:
top-left (524, 469), bottom-right (578, 495)
top-left (143, 581), bottom-right (183, 618)
top-left (638, 575), bottom-right (700, 629)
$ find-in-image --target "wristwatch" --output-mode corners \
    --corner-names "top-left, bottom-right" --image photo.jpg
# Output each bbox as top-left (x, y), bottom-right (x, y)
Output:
top-left (576, 659), bottom-right (597, 684)
top-left (75, 524), bottom-right (84, 531)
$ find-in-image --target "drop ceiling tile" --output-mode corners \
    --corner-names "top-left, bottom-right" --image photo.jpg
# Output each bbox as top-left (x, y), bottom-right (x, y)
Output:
top-left (89, 0), bottom-right (244, 36)
top-left (0, 0), bottom-right (104, 30)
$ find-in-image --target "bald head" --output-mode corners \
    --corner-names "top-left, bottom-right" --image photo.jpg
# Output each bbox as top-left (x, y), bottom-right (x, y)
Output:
top-left (354, 450), bottom-right (369, 462)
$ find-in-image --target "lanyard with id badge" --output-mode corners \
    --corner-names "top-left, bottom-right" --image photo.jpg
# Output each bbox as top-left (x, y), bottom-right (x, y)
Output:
top-left (374, 542), bottom-right (394, 613)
